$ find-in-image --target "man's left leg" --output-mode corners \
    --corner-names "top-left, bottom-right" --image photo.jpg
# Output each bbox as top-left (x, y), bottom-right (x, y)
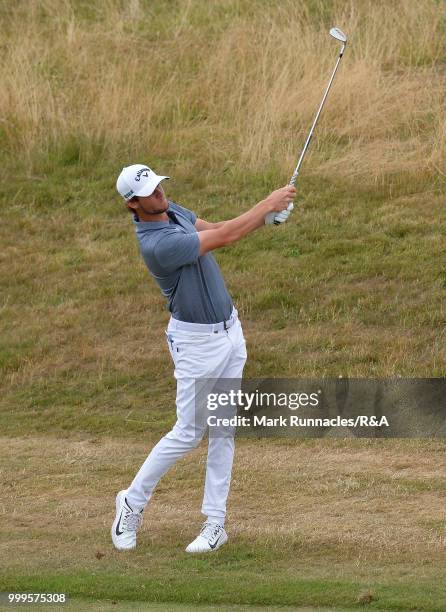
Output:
top-left (186, 319), bottom-right (247, 553)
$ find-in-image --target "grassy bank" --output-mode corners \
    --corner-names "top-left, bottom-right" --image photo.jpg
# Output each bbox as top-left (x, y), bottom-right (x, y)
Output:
top-left (1, 168), bottom-right (445, 438)
top-left (1, 1), bottom-right (445, 609)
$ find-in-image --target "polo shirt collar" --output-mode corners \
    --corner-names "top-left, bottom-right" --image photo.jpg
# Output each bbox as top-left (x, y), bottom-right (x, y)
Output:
top-left (133, 203), bottom-right (176, 231)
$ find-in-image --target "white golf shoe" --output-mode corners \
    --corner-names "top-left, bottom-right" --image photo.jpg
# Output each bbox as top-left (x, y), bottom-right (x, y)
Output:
top-left (111, 490), bottom-right (143, 550)
top-left (185, 522), bottom-right (228, 553)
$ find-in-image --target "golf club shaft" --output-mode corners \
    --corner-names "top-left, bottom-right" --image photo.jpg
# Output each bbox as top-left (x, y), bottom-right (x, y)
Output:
top-left (289, 43), bottom-right (346, 187)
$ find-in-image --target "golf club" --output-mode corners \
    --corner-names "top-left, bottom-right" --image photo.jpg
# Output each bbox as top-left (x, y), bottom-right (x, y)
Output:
top-left (274, 26), bottom-right (347, 224)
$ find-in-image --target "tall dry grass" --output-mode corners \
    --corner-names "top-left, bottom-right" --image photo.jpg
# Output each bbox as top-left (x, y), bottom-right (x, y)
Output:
top-left (1, 0), bottom-right (445, 183)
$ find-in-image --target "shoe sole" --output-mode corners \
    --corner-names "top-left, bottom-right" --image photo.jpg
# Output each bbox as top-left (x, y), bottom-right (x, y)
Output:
top-left (111, 490), bottom-right (136, 551)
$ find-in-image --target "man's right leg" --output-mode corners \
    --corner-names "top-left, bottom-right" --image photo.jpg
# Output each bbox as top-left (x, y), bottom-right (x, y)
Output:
top-left (125, 376), bottom-right (205, 510)
top-left (112, 375), bottom-right (206, 550)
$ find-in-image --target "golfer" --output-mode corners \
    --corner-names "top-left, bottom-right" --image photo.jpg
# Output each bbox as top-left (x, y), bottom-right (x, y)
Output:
top-left (112, 164), bottom-right (295, 553)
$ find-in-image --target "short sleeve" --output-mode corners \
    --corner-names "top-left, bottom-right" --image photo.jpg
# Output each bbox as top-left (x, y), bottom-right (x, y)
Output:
top-left (153, 231), bottom-right (200, 273)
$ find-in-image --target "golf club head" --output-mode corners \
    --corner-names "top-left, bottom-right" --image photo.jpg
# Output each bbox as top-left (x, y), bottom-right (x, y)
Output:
top-left (329, 27), bottom-right (347, 43)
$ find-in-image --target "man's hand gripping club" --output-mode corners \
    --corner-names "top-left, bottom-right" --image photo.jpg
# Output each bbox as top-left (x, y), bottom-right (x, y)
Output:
top-left (264, 186), bottom-right (296, 225)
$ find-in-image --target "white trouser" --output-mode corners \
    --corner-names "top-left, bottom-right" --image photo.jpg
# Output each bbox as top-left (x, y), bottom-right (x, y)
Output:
top-left (126, 313), bottom-right (247, 522)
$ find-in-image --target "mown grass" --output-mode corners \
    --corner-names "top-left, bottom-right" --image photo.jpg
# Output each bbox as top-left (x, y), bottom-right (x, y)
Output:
top-left (1, 0), bottom-right (446, 609)
top-left (3, 571), bottom-right (446, 610)
top-left (3, 604), bottom-right (366, 612)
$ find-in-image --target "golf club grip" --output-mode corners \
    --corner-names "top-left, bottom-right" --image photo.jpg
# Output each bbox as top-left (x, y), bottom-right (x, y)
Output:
top-left (289, 170), bottom-right (300, 187)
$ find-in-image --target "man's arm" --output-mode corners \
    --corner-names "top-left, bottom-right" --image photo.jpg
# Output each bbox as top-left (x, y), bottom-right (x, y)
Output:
top-left (197, 185), bottom-right (295, 256)
top-left (195, 219), bottom-right (227, 231)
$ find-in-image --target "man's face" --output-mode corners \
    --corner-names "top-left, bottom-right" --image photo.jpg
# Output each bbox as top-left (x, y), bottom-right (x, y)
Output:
top-left (136, 183), bottom-right (169, 215)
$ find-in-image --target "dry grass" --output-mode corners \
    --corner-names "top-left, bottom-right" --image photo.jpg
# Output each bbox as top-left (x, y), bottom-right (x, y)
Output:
top-left (2, 435), bottom-right (445, 571)
top-left (2, 0), bottom-right (445, 185)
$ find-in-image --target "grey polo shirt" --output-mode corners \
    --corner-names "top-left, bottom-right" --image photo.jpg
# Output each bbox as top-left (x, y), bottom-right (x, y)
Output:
top-left (133, 201), bottom-right (233, 324)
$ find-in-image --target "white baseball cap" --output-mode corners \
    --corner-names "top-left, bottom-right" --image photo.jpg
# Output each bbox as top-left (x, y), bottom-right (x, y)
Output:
top-left (116, 164), bottom-right (169, 200)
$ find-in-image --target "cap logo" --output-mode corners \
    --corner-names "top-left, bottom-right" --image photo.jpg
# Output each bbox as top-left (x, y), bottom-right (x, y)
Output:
top-left (124, 189), bottom-right (134, 199)
top-left (135, 167), bottom-right (151, 182)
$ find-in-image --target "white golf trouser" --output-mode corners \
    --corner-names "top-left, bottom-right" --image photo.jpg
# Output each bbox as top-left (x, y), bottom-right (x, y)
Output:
top-left (126, 312), bottom-right (247, 521)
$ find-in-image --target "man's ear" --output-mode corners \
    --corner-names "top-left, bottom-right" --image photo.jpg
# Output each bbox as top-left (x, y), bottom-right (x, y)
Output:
top-left (127, 196), bottom-right (138, 213)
